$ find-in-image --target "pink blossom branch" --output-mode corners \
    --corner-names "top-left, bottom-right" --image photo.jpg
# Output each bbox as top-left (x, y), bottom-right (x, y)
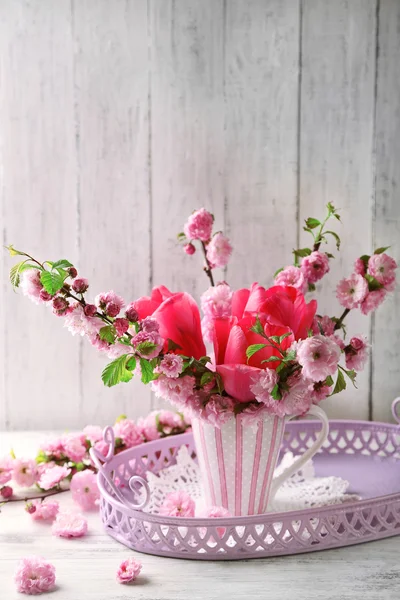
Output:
top-left (2, 488), bottom-right (70, 505)
top-left (334, 308), bottom-right (350, 331)
top-left (200, 241), bottom-right (215, 287)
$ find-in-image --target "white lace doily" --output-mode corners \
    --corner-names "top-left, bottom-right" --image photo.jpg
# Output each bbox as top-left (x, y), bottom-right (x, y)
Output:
top-left (145, 446), bottom-right (360, 516)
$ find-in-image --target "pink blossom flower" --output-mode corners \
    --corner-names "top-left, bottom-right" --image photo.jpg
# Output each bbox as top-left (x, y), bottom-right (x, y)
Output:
top-left (38, 465), bottom-right (71, 491)
top-left (201, 283), bottom-right (233, 318)
top-left (12, 459), bottom-right (38, 487)
top-left (116, 558), bottom-right (142, 584)
top-left (354, 257), bottom-right (366, 275)
top-left (141, 316), bottom-right (160, 333)
top-left (151, 375), bottom-right (196, 408)
top-left (201, 395), bottom-right (235, 426)
top-left (52, 296), bottom-right (70, 316)
top-left (336, 274), bottom-right (368, 309)
top-left (137, 410), bottom-right (186, 441)
top-left (83, 425), bottom-right (103, 444)
top-left (113, 419), bottom-right (143, 448)
top-left (0, 456), bottom-right (13, 485)
top-left (329, 333), bottom-right (345, 350)
top-left (183, 208), bottom-right (214, 242)
top-left (70, 471), bottom-right (99, 511)
top-left (184, 243), bottom-right (196, 255)
top-left (106, 342), bottom-right (130, 359)
top-left (114, 317), bottom-right (129, 336)
top-left (39, 438), bottom-right (65, 459)
top-left (200, 506), bottom-right (231, 538)
top-left (132, 330), bottom-right (163, 359)
top-left (95, 290), bottom-right (124, 317)
top-left (159, 491), bottom-right (195, 517)
top-left (93, 439), bottom-right (109, 458)
top-left (19, 269), bottom-right (44, 305)
top-left (345, 335), bottom-right (369, 371)
top-left (206, 233), bottom-right (232, 268)
top-left (360, 289), bottom-right (387, 315)
top-left (280, 372), bottom-right (313, 417)
top-left (39, 289), bottom-right (52, 302)
top-left (201, 315), bottom-right (215, 343)
top-left (297, 335), bottom-right (341, 382)
top-left (275, 266), bottom-right (306, 293)
top-left (368, 253), bottom-right (397, 286)
top-left (250, 370), bottom-right (279, 406)
top-left (1, 485), bottom-right (13, 498)
top-left (68, 266), bottom-right (78, 279)
top-left (52, 510), bottom-right (88, 538)
top-left (300, 251), bottom-right (330, 283)
top-left (64, 303), bottom-right (103, 337)
top-left (84, 303), bottom-right (97, 317)
top-left (125, 303), bottom-right (139, 322)
top-left (311, 382), bottom-right (332, 404)
top-left (14, 556), bottom-right (56, 595)
top-left (311, 315), bottom-right (335, 337)
top-left (72, 277), bottom-right (89, 293)
top-left (156, 354), bottom-right (183, 378)
top-left (62, 434), bottom-right (87, 463)
top-left (28, 499), bottom-right (59, 521)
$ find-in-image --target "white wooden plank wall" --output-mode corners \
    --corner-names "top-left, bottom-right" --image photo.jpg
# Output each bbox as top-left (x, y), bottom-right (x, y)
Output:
top-left (0, 0), bottom-right (399, 430)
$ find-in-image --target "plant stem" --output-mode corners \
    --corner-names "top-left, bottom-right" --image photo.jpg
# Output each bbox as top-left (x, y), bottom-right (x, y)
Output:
top-left (2, 488), bottom-right (70, 505)
top-left (334, 308), bottom-right (350, 331)
top-left (200, 241), bottom-right (215, 286)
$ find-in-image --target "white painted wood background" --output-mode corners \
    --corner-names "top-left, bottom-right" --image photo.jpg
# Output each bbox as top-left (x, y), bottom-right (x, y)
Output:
top-left (0, 0), bottom-right (399, 430)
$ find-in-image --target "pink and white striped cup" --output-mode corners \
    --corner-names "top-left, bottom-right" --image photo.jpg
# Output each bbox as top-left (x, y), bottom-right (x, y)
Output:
top-left (192, 405), bottom-right (329, 516)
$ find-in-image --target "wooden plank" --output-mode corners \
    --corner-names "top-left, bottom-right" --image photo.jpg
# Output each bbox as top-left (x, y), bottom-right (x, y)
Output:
top-left (0, 0), bottom-right (80, 429)
top-left (150, 0), bottom-right (225, 408)
top-left (73, 0), bottom-right (152, 424)
top-left (299, 0), bottom-right (377, 419)
top-left (372, 0), bottom-right (400, 422)
top-left (224, 0), bottom-right (300, 289)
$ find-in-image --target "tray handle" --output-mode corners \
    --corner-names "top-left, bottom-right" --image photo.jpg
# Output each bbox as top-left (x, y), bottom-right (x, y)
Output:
top-left (392, 398), bottom-right (400, 424)
top-left (89, 426), bottom-right (150, 511)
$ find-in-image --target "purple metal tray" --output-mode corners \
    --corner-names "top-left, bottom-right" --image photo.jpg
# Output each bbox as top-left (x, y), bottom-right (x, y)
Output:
top-left (92, 399), bottom-right (400, 560)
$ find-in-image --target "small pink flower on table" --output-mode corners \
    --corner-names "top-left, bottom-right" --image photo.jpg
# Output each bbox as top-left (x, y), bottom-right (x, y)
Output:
top-left (113, 418), bottom-right (143, 448)
top-left (336, 273), bottom-right (368, 309)
top-left (206, 232), bottom-right (232, 268)
top-left (26, 499), bottom-right (59, 521)
top-left (38, 465), bottom-right (71, 491)
top-left (0, 455), bottom-right (13, 485)
top-left (1, 484), bottom-right (13, 499)
top-left (62, 433), bottom-right (87, 463)
top-left (116, 557), bottom-right (142, 584)
top-left (159, 491), bottom-right (195, 517)
top-left (183, 208), bottom-right (214, 242)
top-left (12, 459), bottom-right (38, 488)
top-left (14, 556), bottom-right (56, 595)
top-left (70, 470), bottom-right (100, 511)
top-left (82, 425), bottom-right (103, 444)
top-left (52, 510), bottom-right (88, 538)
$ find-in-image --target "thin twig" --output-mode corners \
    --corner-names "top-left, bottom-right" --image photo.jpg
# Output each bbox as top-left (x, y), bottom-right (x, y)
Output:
top-left (200, 242), bottom-right (215, 286)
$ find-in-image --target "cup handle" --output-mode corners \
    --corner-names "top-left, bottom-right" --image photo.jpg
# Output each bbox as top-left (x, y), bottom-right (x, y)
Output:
top-left (269, 405), bottom-right (329, 498)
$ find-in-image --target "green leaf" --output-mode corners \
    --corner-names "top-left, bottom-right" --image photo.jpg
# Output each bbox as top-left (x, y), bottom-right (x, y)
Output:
top-left (284, 349), bottom-right (296, 362)
top-left (120, 369), bottom-right (133, 383)
top-left (305, 217), bottom-right (320, 229)
top-left (271, 384), bottom-right (282, 401)
top-left (324, 230), bottom-right (341, 250)
top-left (167, 338), bottom-right (182, 352)
top-left (359, 254), bottom-right (370, 269)
top-left (51, 259), bottom-right (73, 269)
top-left (326, 252), bottom-right (335, 259)
top-left (260, 356), bottom-right (281, 364)
top-left (249, 316), bottom-right (264, 336)
top-left (40, 270), bottom-right (66, 295)
top-left (99, 325), bottom-right (116, 343)
top-left (126, 356), bottom-right (137, 371)
top-left (9, 262), bottom-right (38, 288)
top-left (115, 414), bottom-right (127, 423)
top-left (5, 244), bottom-right (26, 257)
top-left (327, 202), bottom-right (337, 215)
top-left (101, 355), bottom-right (130, 387)
top-left (200, 371), bottom-right (215, 386)
top-left (325, 375), bottom-right (334, 387)
top-left (140, 358), bottom-right (155, 384)
top-left (293, 247), bottom-right (312, 258)
top-left (274, 267), bottom-right (284, 278)
top-left (308, 282), bottom-right (316, 292)
top-left (340, 366), bottom-right (358, 388)
top-left (364, 274), bottom-right (383, 291)
top-left (276, 362), bottom-right (286, 374)
top-left (278, 332), bottom-right (292, 343)
top-left (136, 341), bottom-right (158, 357)
top-left (177, 232), bottom-right (186, 241)
top-left (331, 370), bottom-right (346, 396)
top-left (374, 246), bottom-right (390, 255)
top-left (246, 344), bottom-right (267, 360)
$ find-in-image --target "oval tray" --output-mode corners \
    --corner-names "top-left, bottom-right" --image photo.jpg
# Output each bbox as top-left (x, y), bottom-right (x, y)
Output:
top-left (93, 399), bottom-right (400, 560)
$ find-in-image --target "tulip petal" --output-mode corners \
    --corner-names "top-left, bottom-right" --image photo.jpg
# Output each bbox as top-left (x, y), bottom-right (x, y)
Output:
top-left (224, 325), bottom-right (248, 365)
top-left (216, 364), bottom-right (260, 402)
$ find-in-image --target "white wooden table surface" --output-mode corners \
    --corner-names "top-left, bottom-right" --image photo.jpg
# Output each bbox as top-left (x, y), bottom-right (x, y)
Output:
top-left (1, 432), bottom-right (399, 600)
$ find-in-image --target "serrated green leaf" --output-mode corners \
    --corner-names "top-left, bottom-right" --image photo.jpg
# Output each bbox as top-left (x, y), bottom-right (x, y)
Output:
top-left (327, 202), bottom-right (337, 215)
top-left (284, 349), bottom-right (296, 361)
top-left (340, 367), bottom-right (358, 388)
top-left (324, 230), bottom-right (341, 250)
top-left (271, 384), bottom-right (282, 401)
top-left (177, 232), bottom-right (186, 241)
top-left (274, 267), bottom-right (284, 278)
top-left (308, 282), bottom-right (316, 292)
top-left (140, 358), bottom-right (155, 384)
top-left (167, 338), bottom-right (182, 352)
top-left (126, 356), bottom-right (137, 371)
top-left (99, 325), bottom-right (116, 343)
top-left (249, 316), bottom-right (264, 336)
top-left (278, 332), bottom-right (292, 343)
top-left (51, 259), bottom-right (73, 269)
top-left (276, 362), bottom-right (286, 374)
top-left (293, 247), bottom-right (312, 258)
top-left (325, 375), bottom-right (334, 387)
top-left (260, 356), bottom-right (281, 364)
top-left (305, 217), bottom-right (320, 229)
top-left (9, 262), bottom-right (38, 288)
top-left (364, 274), bottom-right (383, 291)
top-left (136, 341), bottom-right (158, 357)
top-left (5, 244), bottom-right (26, 257)
top-left (374, 246), bottom-right (390, 255)
top-left (120, 369), bottom-right (133, 383)
top-left (200, 371), bottom-right (215, 386)
top-left (359, 254), bottom-right (370, 269)
top-left (326, 252), bottom-right (335, 259)
top-left (40, 270), bottom-right (66, 295)
top-left (331, 370), bottom-right (346, 396)
top-left (101, 354), bottom-right (130, 387)
top-left (246, 344), bottom-right (267, 360)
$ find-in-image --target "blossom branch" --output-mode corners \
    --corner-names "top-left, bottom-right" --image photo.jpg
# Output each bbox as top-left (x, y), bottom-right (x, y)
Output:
top-left (200, 241), bottom-right (215, 287)
top-left (334, 308), bottom-right (350, 331)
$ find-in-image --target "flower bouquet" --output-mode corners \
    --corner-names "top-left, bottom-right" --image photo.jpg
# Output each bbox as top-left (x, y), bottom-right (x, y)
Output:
top-left (6, 203), bottom-right (397, 515)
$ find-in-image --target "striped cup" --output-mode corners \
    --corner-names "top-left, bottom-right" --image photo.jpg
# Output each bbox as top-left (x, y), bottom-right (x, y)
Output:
top-left (192, 405), bottom-right (329, 516)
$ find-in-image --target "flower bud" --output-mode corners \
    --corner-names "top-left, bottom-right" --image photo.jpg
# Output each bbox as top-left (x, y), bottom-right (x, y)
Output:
top-left (72, 277), bottom-right (89, 294)
top-left (0, 485), bottom-right (13, 499)
top-left (84, 304), bottom-right (97, 317)
top-left (68, 266), bottom-right (78, 279)
top-left (125, 303), bottom-right (139, 323)
top-left (25, 502), bottom-right (36, 514)
top-left (106, 302), bottom-right (120, 317)
top-left (184, 243), bottom-right (196, 255)
top-left (52, 296), bottom-right (70, 316)
top-left (114, 318), bottom-right (129, 336)
top-left (39, 289), bottom-right (53, 302)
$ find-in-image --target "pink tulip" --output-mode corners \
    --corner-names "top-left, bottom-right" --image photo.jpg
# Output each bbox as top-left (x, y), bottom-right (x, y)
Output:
top-left (133, 285), bottom-right (174, 320)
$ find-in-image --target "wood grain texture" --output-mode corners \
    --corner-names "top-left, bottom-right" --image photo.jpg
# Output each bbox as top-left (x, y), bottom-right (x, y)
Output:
top-left (224, 0), bottom-right (300, 289)
top-left (371, 0), bottom-right (400, 422)
top-left (0, 0), bottom-right (80, 429)
top-left (299, 0), bottom-right (377, 419)
top-left (1, 431), bottom-right (400, 600)
top-left (72, 0), bottom-right (152, 424)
